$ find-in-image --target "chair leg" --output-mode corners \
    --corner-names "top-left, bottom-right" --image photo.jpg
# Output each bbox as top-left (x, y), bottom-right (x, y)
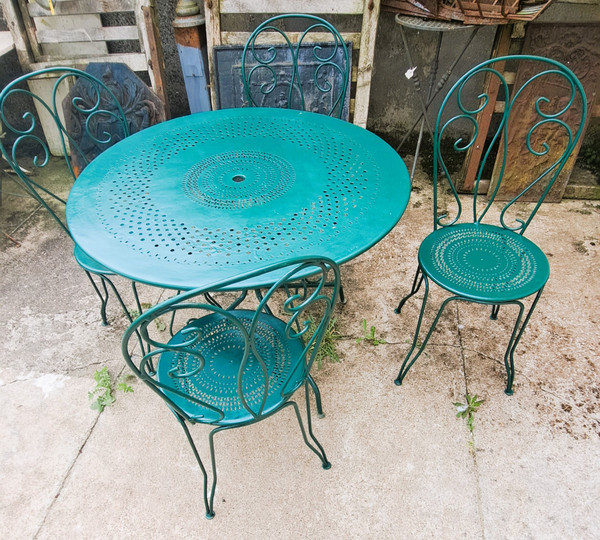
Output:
top-left (395, 266), bottom-right (424, 314)
top-left (338, 283), bottom-right (346, 305)
top-left (490, 304), bottom-right (500, 320)
top-left (286, 386), bottom-right (331, 469)
top-left (395, 276), bottom-right (457, 386)
top-left (176, 415), bottom-right (216, 519)
top-left (502, 288), bottom-right (544, 396)
top-left (85, 271), bottom-right (109, 325)
top-left (307, 374), bottom-right (325, 418)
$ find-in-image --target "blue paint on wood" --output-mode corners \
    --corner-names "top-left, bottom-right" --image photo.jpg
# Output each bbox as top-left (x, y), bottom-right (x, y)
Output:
top-left (177, 43), bottom-right (211, 113)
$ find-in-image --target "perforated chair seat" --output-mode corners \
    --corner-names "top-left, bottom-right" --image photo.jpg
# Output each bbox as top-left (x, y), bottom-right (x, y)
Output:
top-left (418, 223), bottom-right (550, 303)
top-left (156, 310), bottom-right (306, 426)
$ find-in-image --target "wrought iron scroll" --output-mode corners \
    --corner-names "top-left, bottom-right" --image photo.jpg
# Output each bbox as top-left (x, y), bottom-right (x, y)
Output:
top-left (433, 55), bottom-right (587, 234)
top-left (122, 257), bottom-right (340, 424)
top-left (242, 14), bottom-right (350, 118)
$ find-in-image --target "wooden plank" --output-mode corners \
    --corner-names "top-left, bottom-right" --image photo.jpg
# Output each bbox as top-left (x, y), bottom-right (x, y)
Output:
top-left (354, 0), bottom-right (381, 128)
top-left (220, 0), bottom-right (365, 15)
top-left (2, 1), bottom-right (34, 69)
top-left (27, 0), bottom-right (136, 17)
top-left (458, 24), bottom-right (511, 193)
top-left (36, 26), bottom-right (140, 44)
top-left (34, 14), bottom-right (108, 58)
top-left (28, 53), bottom-right (150, 72)
top-left (17, 0), bottom-right (42, 59)
top-left (562, 184), bottom-right (600, 199)
top-left (140, 3), bottom-right (170, 117)
top-left (204, 0), bottom-right (222, 110)
top-left (221, 31), bottom-right (362, 48)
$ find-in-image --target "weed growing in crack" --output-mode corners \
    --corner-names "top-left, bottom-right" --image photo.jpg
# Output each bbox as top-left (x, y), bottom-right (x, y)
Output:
top-left (88, 366), bottom-right (134, 412)
top-left (453, 393), bottom-right (484, 433)
top-left (356, 319), bottom-right (386, 346)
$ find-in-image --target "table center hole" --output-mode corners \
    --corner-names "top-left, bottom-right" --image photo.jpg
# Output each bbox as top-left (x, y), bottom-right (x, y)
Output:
top-left (232, 174), bottom-right (246, 183)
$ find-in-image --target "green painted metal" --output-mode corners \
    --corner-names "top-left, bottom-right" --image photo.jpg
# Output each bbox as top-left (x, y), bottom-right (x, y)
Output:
top-left (395, 55), bottom-right (587, 395)
top-left (242, 14), bottom-right (350, 118)
top-left (419, 222), bottom-right (550, 303)
top-left (66, 107), bottom-right (410, 291)
top-left (0, 67), bottom-right (138, 325)
top-left (122, 256), bottom-right (340, 518)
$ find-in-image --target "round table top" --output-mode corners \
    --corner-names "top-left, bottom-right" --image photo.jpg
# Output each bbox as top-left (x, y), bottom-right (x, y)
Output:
top-left (67, 108), bottom-right (410, 290)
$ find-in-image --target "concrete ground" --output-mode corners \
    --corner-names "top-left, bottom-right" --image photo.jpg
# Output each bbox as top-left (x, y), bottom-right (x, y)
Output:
top-left (1, 158), bottom-right (599, 539)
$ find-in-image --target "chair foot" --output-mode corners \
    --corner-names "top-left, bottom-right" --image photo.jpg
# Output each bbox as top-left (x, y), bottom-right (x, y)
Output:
top-left (289, 397), bottom-right (330, 469)
top-left (205, 511), bottom-right (215, 520)
top-left (317, 412), bottom-right (325, 419)
top-left (504, 388), bottom-right (514, 396)
top-left (394, 378), bottom-right (402, 386)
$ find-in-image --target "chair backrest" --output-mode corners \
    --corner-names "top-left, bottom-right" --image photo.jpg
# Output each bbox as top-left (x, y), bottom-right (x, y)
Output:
top-left (121, 257), bottom-right (340, 424)
top-left (432, 55), bottom-right (587, 235)
top-left (0, 65), bottom-right (162, 236)
top-left (241, 14), bottom-right (350, 119)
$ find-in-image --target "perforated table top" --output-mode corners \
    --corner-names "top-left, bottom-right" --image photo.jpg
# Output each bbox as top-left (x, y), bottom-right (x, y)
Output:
top-left (67, 108), bottom-right (410, 290)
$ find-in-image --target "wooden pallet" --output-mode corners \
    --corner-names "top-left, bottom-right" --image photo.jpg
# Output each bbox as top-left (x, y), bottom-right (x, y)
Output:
top-left (2, 0), bottom-right (167, 108)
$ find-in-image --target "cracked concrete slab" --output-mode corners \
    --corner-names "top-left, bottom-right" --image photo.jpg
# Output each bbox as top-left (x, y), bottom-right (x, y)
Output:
top-left (1, 157), bottom-right (599, 538)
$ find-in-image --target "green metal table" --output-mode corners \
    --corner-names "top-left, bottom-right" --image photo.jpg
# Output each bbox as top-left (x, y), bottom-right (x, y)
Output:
top-left (67, 108), bottom-right (410, 290)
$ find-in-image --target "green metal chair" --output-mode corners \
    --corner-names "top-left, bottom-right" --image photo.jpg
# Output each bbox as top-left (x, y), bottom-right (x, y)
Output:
top-left (121, 256), bottom-right (340, 518)
top-left (0, 66), bottom-right (153, 324)
top-left (394, 55), bottom-right (587, 395)
top-left (242, 14), bottom-right (351, 119)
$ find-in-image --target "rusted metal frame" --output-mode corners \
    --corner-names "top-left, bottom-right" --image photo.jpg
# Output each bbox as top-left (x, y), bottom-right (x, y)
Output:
top-left (395, 21), bottom-right (480, 166)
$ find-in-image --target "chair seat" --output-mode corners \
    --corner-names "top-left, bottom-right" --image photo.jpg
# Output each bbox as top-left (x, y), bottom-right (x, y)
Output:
top-left (418, 223), bottom-right (550, 303)
top-left (156, 310), bottom-right (306, 426)
top-left (74, 244), bottom-right (114, 275)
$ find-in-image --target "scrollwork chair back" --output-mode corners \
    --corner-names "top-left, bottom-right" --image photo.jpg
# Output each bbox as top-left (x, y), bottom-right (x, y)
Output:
top-left (432, 55), bottom-right (587, 233)
top-left (242, 14), bottom-right (350, 119)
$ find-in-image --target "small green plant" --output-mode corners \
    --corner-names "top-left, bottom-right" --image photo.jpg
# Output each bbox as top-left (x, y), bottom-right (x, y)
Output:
top-left (305, 316), bottom-right (341, 369)
top-left (128, 302), bottom-right (153, 319)
top-left (116, 373), bottom-right (135, 393)
top-left (88, 367), bottom-right (134, 412)
top-left (129, 302), bottom-right (166, 331)
top-left (356, 318), bottom-right (386, 346)
top-left (453, 393), bottom-right (484, 433)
